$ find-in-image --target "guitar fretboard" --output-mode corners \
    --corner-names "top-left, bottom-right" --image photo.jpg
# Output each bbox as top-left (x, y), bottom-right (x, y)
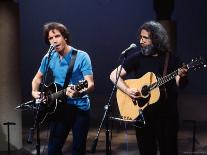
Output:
top-left (150, 70), bottom-right (179, 91)
top-left (46, 81), bottom-right (87, 101)
top-left (48, 89), bottom-right (66, 101)
top-left (148, 67), bottom-right (182, 92)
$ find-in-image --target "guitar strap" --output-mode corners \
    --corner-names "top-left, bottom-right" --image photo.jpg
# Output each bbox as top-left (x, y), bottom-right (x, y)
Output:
top-left (162, 52), bottom-right (170, 99)
top-left (63, 49), bottom-right (78, 88)
top-left (163, 52), bottom-right (170, 77)
top-left (44, 49), bottom-right (77, 122)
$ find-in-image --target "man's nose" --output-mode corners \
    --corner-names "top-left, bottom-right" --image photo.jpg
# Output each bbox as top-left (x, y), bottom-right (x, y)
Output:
top-left (51, 38), bottom-right (57, 44)
top-left (140, 38), bottom-right (144, 44)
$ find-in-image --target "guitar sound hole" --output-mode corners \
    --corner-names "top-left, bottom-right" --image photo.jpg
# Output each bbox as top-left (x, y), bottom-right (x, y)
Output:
top-left (141, 85), bottom-right (149, 96)
top-left (137, 94), bottom-right (151, 107)
top-left (132, 99), bottom-right (137, 105)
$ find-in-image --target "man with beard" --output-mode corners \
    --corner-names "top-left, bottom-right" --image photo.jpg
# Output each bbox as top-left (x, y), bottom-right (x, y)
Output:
top-left (32, 22), bottom-right (94, 155)
top-left (110, 21), bottom-right (188, 155)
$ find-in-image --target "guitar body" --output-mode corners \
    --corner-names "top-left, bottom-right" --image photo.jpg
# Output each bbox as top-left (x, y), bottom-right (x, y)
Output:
top-left (116, 72), bottom-right (160, 120)
top-left (38, 83), bottom-right (64, 124)
top-left (38, 80), bottom-right (88, 125)
top-left (44, 83), bottom-right (64, 114)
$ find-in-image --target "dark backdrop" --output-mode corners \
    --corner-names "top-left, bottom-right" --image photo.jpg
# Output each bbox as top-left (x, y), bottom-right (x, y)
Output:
top-left (18, 0), bottom-right (207, 124)
top-left (19, 0), bottom-right (155, 99)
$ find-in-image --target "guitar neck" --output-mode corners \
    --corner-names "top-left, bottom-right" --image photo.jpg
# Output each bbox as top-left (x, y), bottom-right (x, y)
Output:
top-left (47, 84), bottom-right (83, 101)
top-left (147, 55), bottom-right (207, 91)
top-left (149, 69), bottom-right (179, 91)
top-left (48, 89), bottom-right (67, 101)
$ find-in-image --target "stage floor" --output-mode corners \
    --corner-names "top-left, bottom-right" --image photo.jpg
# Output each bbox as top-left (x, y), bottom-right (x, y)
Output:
top-left (1, 121), bottom-right (207, 155)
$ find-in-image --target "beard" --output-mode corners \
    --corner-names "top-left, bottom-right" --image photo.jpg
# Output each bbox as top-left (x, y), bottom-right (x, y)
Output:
top-left (140, 44), bottom-right (156, 56)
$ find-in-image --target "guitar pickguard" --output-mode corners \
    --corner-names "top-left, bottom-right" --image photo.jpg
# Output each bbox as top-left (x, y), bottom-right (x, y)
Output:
top-left (133, 94), bottom-right (151, 107)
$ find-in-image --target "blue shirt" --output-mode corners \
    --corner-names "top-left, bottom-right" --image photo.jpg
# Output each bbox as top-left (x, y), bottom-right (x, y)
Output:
top-left (39, 47), bottom-right (93, 110)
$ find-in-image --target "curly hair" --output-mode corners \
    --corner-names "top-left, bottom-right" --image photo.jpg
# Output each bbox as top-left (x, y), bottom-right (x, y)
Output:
top-left (138, 21), bottom-right (170, 55)
top-left (43, 22), bottom-right (70, 45)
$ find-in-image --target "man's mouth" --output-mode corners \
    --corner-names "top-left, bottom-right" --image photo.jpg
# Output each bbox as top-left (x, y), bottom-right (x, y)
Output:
top-left (55, 44), bottom-right (60, 48)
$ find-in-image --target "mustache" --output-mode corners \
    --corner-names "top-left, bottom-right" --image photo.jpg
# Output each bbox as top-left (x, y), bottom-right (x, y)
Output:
top-left (140, 45), bottom-right (155, 56)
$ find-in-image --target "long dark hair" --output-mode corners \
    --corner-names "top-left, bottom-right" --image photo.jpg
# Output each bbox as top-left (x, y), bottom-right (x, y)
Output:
top-left (138, 21), bottom-right (170, 55)
top-left (43, 22), bottom-right (70, 45)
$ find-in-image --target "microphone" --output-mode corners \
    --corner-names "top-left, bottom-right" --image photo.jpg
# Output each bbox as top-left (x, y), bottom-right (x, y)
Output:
top-left (15, 100), bottom-right (35, 109)
top-left (50, 44), bottom-right (56, 49)
top-left (121, 43), bottom-right (137, 55)
top-left (46, 44), bottom-right (56, 55)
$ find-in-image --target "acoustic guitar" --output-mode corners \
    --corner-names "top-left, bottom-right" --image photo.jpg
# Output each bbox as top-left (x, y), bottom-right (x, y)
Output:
top-left (38, 80), bottom-right (88, 124)
top-left (116, 57), bottom-right (206, 121)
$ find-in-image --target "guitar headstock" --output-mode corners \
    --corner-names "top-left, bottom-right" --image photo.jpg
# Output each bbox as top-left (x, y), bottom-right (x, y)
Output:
top-left (75, 80), bottom-right (88, 91)
top-left (187, 56), bottom-right (207, 71)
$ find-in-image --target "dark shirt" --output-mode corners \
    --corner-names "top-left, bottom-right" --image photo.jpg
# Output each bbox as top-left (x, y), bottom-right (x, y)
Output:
top-left (123, 51), bottom-right (182, 119)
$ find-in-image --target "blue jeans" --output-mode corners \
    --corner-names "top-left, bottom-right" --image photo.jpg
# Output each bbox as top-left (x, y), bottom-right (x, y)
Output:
top-left (48, 105), bottom-right (90, 155)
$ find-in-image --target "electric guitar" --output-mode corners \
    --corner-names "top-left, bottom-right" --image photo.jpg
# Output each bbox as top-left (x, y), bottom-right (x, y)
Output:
top-left (116, 56), bottom-right (206, 121)
top-left (38, 80), bottom-right (88, 124)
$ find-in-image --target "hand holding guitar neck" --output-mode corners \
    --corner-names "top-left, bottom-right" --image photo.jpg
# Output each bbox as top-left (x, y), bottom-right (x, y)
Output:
top-left (178, 65), bottom-right (188, 77)
top-left (66, 80), bottom-right (88, 98)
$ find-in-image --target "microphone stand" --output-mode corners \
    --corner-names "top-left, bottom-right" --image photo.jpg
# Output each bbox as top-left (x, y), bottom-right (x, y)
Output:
top-left (91, 53), bottom-right (128, 155)
top-left (28, 45), bottom-right (53, 155)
